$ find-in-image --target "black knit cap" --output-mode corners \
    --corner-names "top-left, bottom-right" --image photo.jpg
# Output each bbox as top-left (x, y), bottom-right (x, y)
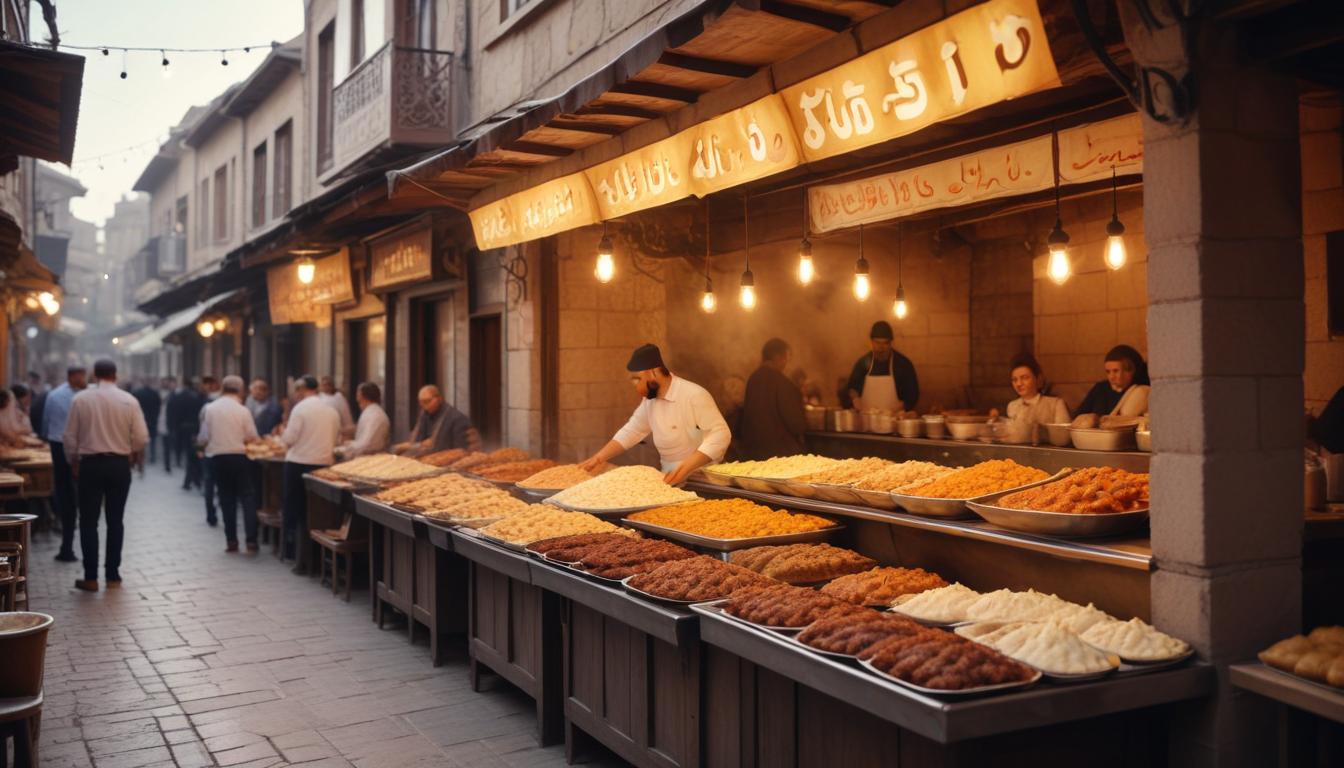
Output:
top-left (870, 321), bottom-right (894, 340)
top-left (626, 343), bottom-right (664, 372)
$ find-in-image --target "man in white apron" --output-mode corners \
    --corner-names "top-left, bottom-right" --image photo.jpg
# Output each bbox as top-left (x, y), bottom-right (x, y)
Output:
top-left (580, 344), bottom-right (732, 486)
top-left (845, 321), bottom-right (920, 412)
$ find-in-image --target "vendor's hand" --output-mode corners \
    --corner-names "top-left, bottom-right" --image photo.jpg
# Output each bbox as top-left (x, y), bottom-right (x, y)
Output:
top-left (578, 456), bottom-right (601, 472)
top-left (664, 466), bottom-right (691, 486)
top-left (988, 407), bottom-right (1000, 420)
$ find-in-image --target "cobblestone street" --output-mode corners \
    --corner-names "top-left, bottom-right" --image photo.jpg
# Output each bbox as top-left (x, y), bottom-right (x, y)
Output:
top-left (26, 467), bottom-right (597, 768)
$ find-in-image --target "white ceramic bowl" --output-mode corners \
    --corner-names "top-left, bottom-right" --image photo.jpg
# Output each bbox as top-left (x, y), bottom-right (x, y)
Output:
top-left (1069, 426), bottom-right (1137, 451)
top-left (947, 421), bottom-right (986, 441)
top-left (1044, 423), bottom-right (1072, 447)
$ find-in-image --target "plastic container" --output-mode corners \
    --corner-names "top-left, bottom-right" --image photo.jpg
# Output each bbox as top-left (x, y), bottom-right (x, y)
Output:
top-left (0, 612), bottom-right (53, 696)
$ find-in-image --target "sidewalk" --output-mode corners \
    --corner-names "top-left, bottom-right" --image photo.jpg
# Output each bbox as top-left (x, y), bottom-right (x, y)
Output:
top-left (26, 465), bottom-right (616, 768)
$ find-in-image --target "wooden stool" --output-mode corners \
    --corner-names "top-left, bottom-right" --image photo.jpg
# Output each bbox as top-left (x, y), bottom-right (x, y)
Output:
top-left (310, 517), bottom-right (366, 601)
top-left (0, 543), bottom-right (22, 611)
top-left (256, 510), bottom-right (282, 556)
top-left (0, 692), bottom-right (42, 768)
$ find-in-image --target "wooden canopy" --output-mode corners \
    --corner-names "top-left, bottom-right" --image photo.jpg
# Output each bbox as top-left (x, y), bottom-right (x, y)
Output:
top-left (0, 41), bottom-right (84, 166)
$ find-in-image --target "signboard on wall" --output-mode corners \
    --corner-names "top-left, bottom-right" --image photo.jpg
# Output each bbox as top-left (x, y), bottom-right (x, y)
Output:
top-left (466, 0), bottom-right (1059, 249)
top-left (266, 249), bottom-right (353, 324)
top-left (807, 113), bottom-right (1143, 233)
top-left (369, 224), bottom-right (435, 290)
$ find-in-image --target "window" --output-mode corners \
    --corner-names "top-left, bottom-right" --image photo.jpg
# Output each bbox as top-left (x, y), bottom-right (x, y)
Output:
top-left (213, 165), bottom-right (228, 242)
top-left (350, 0), bottom-right (364, 68)
top-left (273, 121), bottom-right (293, 217)
top-left (402, 0), bottom-right (435, 48)
top-left (198, 178), bottom-right (210, 247)
top-left (252, 141), bottom-right (267, 229)
top-left (500, 0), bottom-right (531, 21)
top-left (1328, 231), bottom-right (1344, 337)
top-left (174, 195), bottom-right (188, 236)
top-left (317, 23), bottom-right (335, 173)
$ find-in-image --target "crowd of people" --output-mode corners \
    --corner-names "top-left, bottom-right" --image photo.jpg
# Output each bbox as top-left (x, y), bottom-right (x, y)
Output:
top-left (13, 363), bottom-right (476, 591)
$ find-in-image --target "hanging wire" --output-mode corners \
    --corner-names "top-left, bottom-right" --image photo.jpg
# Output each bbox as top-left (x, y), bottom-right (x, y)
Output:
top-left (743, 195), bottom-right (751, 273)
top-left (56, 41), bottom-right (275, 54)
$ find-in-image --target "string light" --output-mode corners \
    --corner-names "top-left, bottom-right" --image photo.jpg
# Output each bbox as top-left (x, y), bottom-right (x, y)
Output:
top-left (1046, 129), bottom-right (1071, 285)
top-left (31, 41), bottom-right (276, 79)
top-left (700, 201), bottom-right (716, 314)
top-left (1104, 166), bottom-right (1127, 271)
top-left (595, 223), bottom-right (615, 283)
top-left (798, 191), bottom-right (815, 286)
top-left (739, 196), bottom-right (756, 310)
top-left (853, 224), bottom-right (871, 301)
top-left (161, 50), bottom-right (172, 79)
top-left (221, 50), bottom-right (229, 67)
top-left (119, 49), bottom-right (127, 79)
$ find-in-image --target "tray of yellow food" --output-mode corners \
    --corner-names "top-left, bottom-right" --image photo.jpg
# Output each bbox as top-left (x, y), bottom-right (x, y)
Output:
top-left (697, 467), bottom-right (738, 488)
top-left (966, 467), bottom-right (1149, 538)
top-left (709, 456), bottom-right (845, 495)
top-left (621, 498), bottom-right (841, 551)
top-left (889, 460), bottom-right (1058, 519)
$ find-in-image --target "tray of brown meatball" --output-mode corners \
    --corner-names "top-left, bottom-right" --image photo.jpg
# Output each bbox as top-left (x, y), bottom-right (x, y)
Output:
top-left (696, 583), bottom-right (868, 634)
top-left (966, 466), bottom-right (1150, 538)
top-left (622, 556), bottom-right (773, 605)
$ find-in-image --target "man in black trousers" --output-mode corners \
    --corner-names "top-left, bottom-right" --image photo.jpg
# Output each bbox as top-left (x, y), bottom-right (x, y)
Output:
top-left (278, 375), bottom-right (340, 574)
top-left (63, 360), bottom-right (149, 591)
top-left (43, 365), bottom-right (87, 562)
top-left (131, 378), bottom-right (161, 476)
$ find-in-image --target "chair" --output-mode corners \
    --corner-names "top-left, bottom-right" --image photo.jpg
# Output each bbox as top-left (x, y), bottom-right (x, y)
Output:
top-left (310, 515), bottom-right (367, 601)
top-left (0, 692), bottom-right (42, 767)
top-left (256, 509), bottom-right (282, 556)
top-left (0, 543), bottom-right (22, 612)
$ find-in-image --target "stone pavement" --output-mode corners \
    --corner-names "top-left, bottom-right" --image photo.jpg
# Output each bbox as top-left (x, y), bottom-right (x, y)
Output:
top-left (26, 466), bottom-right (623, 768)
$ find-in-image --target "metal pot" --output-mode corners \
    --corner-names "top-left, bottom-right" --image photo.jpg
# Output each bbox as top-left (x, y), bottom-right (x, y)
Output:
top-left (832, 409), bottom-right (860, 432)
top-left (804, 406), bottom-right (827, 432)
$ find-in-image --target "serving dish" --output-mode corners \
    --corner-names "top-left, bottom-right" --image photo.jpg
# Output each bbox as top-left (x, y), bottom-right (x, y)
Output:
top-left (856, 657), bottom-right (1042, 698)
top-left (697, 468), bottom-right (738, 488)
top-left (620, 518), bottom-right (843, 552)
top-left (782, 629), bottom-right (862, 661)
top-left (514, 486), bottom-right (561, 502)
top-left (539, 553), bottom-right (626, 587)
top-left (776, 478), bottom-right (819, 499)
top-left (1116, 648), bottom-right (1195, 670)
top-left (965, 501), bottom-right (1149, 538)
top-left (810, 482), bottom-right (866, 505)
top-left (850, 487), bottom-right (899, 510)
top-left (946, 421), bottom-right (987, 441)
top-left (896, 419), bottom-right (923, 438)
top-left (922, 415), bottom-right (947, 439)
top-left (889, 468), bottom-right (1071, 521)
top-left (543, 497), bottom-right (694, 518)
top-left (1068, 425), bottom-right (1137, 451)
top-left (693, 600), bottom-right (807, 634)
top-left (733, 475), bottom-right (783, 494)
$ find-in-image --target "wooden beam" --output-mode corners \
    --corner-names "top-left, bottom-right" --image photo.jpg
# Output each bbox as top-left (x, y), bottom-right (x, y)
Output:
top-left (500, 140), bottom-right (575, 158)
top-left (573, 104), bottom-right (663, 120)
top-left (656, 51), bottom-right (757, 79)
top-left (546, 119), bottom-right (625, 135)
top-left (607, 80), bottom-right (702, 104)
top-left (761, 0), bottom-right (851, 32)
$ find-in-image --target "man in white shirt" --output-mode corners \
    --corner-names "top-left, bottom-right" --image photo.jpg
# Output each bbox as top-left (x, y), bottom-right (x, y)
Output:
top-left (63, 359), bottom-right (149, 592)
top-left (197, 375), bottom-right (222, 527)
top-left (318, 375), bottom-right (356, 440)
top-left (337, 382), bottom-right (390, 460)
top-left (580, 344), bottom-right (731, 486)
top-left (200, 375), bottom-right (261, 553)
top-left (279, 375), bottom-right (341, 574)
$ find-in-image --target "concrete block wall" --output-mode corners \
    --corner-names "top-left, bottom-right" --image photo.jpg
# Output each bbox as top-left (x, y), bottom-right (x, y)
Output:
top-left (1301, 92), bottom-right (1344, 414)
top-left (504, 243), bottom-right (543, 456)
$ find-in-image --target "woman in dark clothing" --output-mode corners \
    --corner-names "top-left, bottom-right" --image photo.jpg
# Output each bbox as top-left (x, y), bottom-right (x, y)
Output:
top-left (738, 338), bottom-right (808, 460)
top-left (1076, 345), bottom-right (1151, 417)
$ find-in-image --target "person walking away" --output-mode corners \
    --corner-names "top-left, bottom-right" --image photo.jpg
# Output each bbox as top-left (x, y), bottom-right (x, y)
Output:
top-left (166, 378), bottom-right (199, 482)
top-left (738, 338), bottom-right (808, 460)
top-left (43, 365), bottom-right (87, 562)
top-left (200, 376), bottom-right (261, 552)
top-left (63, 360), bottom-right (148, 591)
top-left (157, 377), bottom-right (174, 472)
top-left (196, 376), bottom-right (222, 524)
top-left (279, 375), bottom-right (341, 574)
top-left (131, 378), bottom-right (162, 475)
top-left (336, 382), bottom-right (390, 460)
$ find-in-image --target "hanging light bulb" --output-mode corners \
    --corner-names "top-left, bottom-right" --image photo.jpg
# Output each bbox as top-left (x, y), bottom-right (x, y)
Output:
top-left (1045, 132), bottom-right (1071, 285)
top-left (197, 320), bottom-right (216, 338)
top-left (700, 201), bottom-right (716, 313)
top-left (37, 291), bottom-right (60, 316)
top-left (213, 317), bottom-right (228, 332)
top-left (161, 51), bottom-right (172, 79)
top-left (853, 225), bottom-right (871, 301)
top-left (738, 270), bottom-right (756, 310)
top-left (893, 285), bottom-right (909, 320)
top-left (296, 256), bottom-right (316, 284)
top-left (892, 224), bottom-right (908, 320)
top-left (221, 50), bottom-right (229, 66)
top-left (1104, 167), bottom-right (1127, 271)
top-left (797, 237), bottom-right (815, 285)
top-left (119, 49), bottom-right (127, 79)
top-left (595, 226), bottom-right (615, 283)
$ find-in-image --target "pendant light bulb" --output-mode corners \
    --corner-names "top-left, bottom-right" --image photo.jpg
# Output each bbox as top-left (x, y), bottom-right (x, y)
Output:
top-left (893, 285), bottom-right (908, 320)
top-left (853, 257), bottom-right (871, 301)
top-left (797, 238), bottom-right (814, 285)
top-left (595, 232), bottom-right (615, 283)
top-left (738, 270), bottom-right (756, 310)
top-left (700, 278), bottom-right (717, 314)
top-left (161, 51), bottom-right (171, 79)
top-left (1046, 219), bottom-right (1071, 285)
top-left (197, 320), bottom-right (215, 338)
top-left (1105, 220), bottom-right (1127, 271)
top-left (296, 256), bottom-right (316, 285)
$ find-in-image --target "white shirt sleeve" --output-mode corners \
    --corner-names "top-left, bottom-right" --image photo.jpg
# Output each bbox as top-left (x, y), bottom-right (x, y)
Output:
top-left (611, 401), bottom-right (652, 451)
top-left (131, 406), bottom-right (150, 453)
top-left (63, 398), bottom-right (83, 459)
top-left (280, 406), bottom-right (303, 447)
top-left (689, 387), bottom-right (731, 462)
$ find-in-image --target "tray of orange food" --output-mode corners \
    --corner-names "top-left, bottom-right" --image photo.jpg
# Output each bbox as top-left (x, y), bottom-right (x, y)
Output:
top-left (965, 466), bottom-right (1149, 538)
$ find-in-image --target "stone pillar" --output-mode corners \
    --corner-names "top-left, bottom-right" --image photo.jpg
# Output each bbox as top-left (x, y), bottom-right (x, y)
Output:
top-left (1127, 12), bottom-right (1305, 768)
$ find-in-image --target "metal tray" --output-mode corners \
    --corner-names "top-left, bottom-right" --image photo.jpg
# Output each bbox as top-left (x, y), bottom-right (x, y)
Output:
top-left (543, 497), bottom-right (695, 518)
top-left (810, 483), bottom-right (865, 505)
top-left (850, 487), bottom-right (899, 510)
top-left (954, 622), bottom-right (1121, 682)
top-left (514, 486), bottom-right (562, 502)
top-left (966, 501), bottom-right (1149, 538)
top-left (538, 552), bottom-right (627, 587)
top-left (620, 517), bottom-right (843, 552)
top-left (1115, 648), bottom-right (1196, 672)
top-left (734, 476), bottom-right (783, 494)
top-left (781, 629), bottom-right (863, 661)
top-left (886, 608), bottom-right (974, 629)
top-left (692, 600), bottom-right (807, 634)
top-left (621, 576), bottom-right (722, 606)
top-left (856, 657), bottom-right (1042, 698)
top-left (775, 478), bottom-right (818, 499)
top-left (889, 469), bottom-right (1070, 520)
top-left (697, 469), bottom-right (738, 488)
top-left (457, 527), bottom-right (529, 553)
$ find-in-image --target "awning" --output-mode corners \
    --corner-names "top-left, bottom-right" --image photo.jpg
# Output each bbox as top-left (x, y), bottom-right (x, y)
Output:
top-left (125, 291), bottom-right (238, 354)
top-left (56, 316), bottom-right (87, 336)
top-left (0, 41), bottom-right (84, 165)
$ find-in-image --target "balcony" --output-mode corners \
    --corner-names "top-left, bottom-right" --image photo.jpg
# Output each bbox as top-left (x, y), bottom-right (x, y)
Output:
top-left (326, 43), bottom-right (456, 181)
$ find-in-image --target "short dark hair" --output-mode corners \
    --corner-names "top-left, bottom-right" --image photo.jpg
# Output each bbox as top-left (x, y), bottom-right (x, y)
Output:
top-left (93, 359), bottom-right (117, 379)
top-left (1104, 345), bottom-right (1150, 386)
top-left (761, 338), bottom-right (790, 362)
top-left (1008, 353), bottom-right (1042, 377)
top-left (9, 384), bottom-right (29, 400)
top-left (201, 375), bottom-right (218, 386)
top-left (358, 382), bottom-right (382, 403)
top-left (67, 365), bottom-right (86, 376)
top-left (299, 374), bottom-right (319, 391)
top-left (0, 390), bottom-right (10, 408)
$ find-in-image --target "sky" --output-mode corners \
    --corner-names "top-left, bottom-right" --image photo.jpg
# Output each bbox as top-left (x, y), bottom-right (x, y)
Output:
top-left (33, 1), bottom-right (304, 225)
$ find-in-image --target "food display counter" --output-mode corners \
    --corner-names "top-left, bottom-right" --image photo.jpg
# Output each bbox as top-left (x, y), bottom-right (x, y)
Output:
top-left (301, 473), bottom-right (360, 568)
top-left (1230, 664), bottom-right (1344, 767)
top-left (351, 495), bottom-right (465, 664)
top-left (806, 431), bottom-right (1150, 474)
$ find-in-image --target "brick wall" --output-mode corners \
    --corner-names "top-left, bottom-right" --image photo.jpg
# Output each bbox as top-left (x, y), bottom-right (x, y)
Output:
top-left (1302, 92), bottom-right (1344, 414)
top-left (505, 243), bottom-right (542, 455)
